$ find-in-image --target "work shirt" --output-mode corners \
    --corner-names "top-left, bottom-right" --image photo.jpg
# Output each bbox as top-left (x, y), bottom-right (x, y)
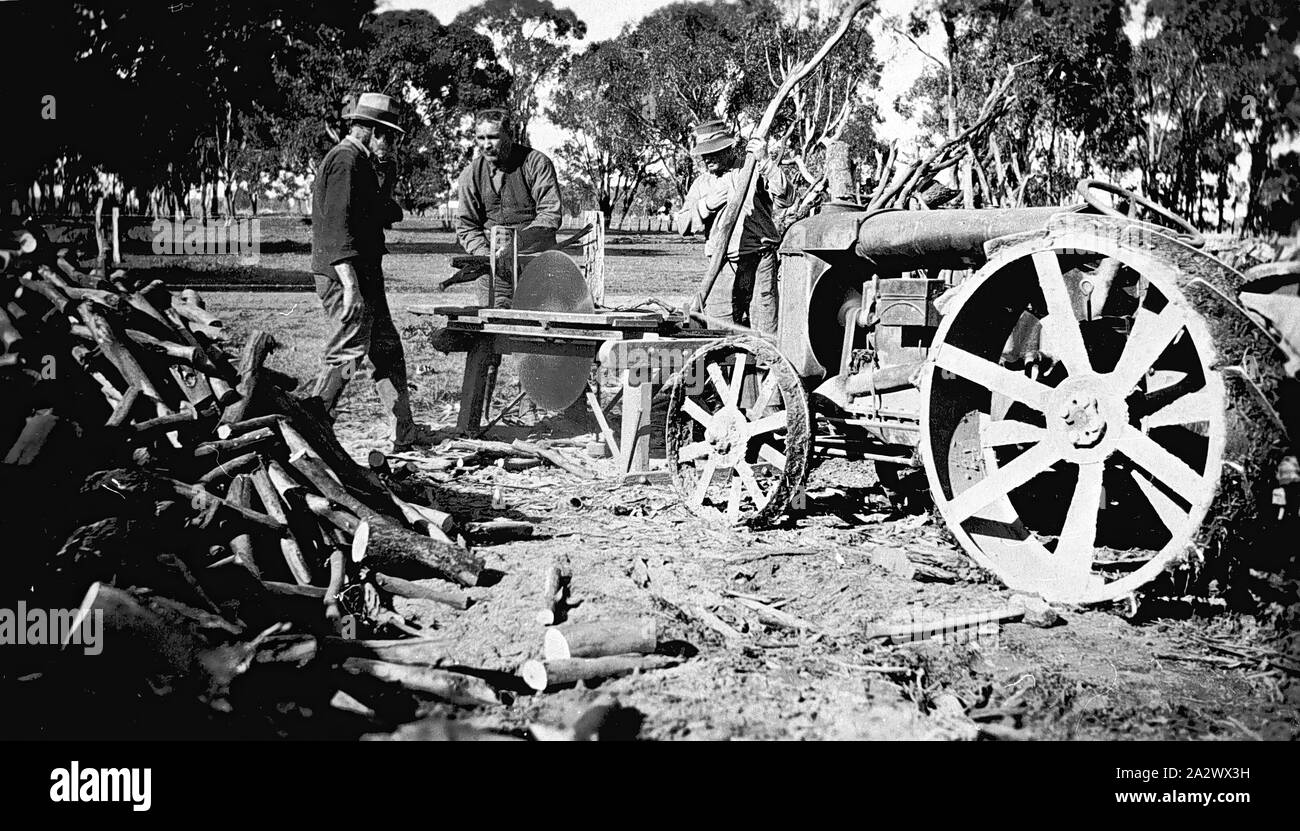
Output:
top-left (675, 158), bottom-right (794, 259)
top-left (311, 138), bottom-right (388, 274)
top-left (455, 144), bottom-right (562, 257)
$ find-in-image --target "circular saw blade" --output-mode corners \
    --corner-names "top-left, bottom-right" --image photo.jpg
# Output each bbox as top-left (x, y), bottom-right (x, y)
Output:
top-left (513, 251), bottom-right (596, 411)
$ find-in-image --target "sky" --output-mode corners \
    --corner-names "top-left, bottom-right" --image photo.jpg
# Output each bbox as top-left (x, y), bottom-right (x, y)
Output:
top-left (381, 0), bottom-right (937, 156)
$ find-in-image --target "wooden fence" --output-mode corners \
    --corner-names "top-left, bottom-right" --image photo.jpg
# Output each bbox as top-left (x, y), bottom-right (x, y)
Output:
top-left (420, 209), bottom-right (676, 234)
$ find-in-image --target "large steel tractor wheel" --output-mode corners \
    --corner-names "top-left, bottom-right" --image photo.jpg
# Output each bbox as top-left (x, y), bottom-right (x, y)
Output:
top-left (921, 227), bottom-right (1236, 604)
top-left (666, 336), bottom-right (812, 527)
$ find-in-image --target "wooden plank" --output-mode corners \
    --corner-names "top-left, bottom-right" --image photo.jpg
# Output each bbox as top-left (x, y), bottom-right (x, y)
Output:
top-left (407, 305), bottom-right (483, 318)
top-left (496, 337), bottom-right (604, 358)
top-left (477, 308), bottom-right (664, 329)
top-left (452, 322), bottom-right (650, 341)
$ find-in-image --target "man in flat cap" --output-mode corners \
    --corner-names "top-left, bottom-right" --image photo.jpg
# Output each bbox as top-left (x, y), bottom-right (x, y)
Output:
top-left (310, 92), bottom-right (421, 451)
top-left (675, 120), bottom-right (794, 333)
top-left (455, 108), bottom-right (563, 308)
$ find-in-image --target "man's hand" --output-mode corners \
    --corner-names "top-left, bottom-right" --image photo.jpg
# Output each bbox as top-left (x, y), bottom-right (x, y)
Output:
top-left (745, 137), bottom-right (768, 159)
top-left (334, 261), bottom-right (364, 324)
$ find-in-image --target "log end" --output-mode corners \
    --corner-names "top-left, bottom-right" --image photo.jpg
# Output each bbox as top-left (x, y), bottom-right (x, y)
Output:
top-left (542, 627), bottom-right (571, 661)
top-left (351, 520), bottom-right (371, 564)
top-left (520, 659), bottom-right (550, 692)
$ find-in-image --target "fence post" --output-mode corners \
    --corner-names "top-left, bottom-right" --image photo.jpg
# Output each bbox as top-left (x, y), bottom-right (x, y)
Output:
top-left (111, 207), bottom-right (120, 265)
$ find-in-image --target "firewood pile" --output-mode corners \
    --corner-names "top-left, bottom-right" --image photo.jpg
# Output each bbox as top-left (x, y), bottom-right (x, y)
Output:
top-left (0, 228), bottom-right (573, 739)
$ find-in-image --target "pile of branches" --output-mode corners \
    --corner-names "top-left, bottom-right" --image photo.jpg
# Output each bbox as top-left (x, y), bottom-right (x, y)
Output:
top-left (0, 228), bottom-right (525, 739)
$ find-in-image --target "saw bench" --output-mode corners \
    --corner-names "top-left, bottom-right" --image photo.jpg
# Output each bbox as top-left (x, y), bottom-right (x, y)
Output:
top-left (409, 303), bottom-right (714, 478)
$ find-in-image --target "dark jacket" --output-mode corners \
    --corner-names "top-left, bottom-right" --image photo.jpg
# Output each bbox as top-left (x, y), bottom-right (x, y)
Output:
top-left (455, 144), bottom-right (561, 256)
top-left (311, 138), bottom-right (388, 274)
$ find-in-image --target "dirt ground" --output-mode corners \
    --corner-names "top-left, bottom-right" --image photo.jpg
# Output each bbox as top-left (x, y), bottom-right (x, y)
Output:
top-left (187, 220), bottom-right (1300, 740)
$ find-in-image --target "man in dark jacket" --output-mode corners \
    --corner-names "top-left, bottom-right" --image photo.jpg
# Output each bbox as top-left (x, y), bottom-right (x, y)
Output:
top-left (455, 108), bottom-right (562, 308)
top-left (309, 92), bottom-right (419, 451)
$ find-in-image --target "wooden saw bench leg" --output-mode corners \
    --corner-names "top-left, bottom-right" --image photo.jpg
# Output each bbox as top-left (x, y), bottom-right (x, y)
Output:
top-left (456, 338), bottom-right (495, 435)
top-left (620, 373), bottom-right (653, 473)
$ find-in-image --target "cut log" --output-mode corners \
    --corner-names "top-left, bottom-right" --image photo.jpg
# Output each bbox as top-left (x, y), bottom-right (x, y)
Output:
top-left (265, 388), bottom-right (396, 515)
top-left (17, 272), bottom-right (75, 314)
top-left (77, 299), bottom-right (170, 416)
top-left (123, 328), bottom-right (211, 369)
top-left (224, 474), bottom-right (262, 578)
top-left (397, 498), bottom-right (455, 531)
top-left (496, 457), bottom-right (542, 471)
top-left (466, 518), bottom-right (534, 543)
top-left (172, 297), bottom-right (223, 330)
top-left (250, 466), bottom-right (314, 585)
top-left (215, 414), bottom-right (282, 441)
top-left (543, 617), bottom-right (658, 660)
top-left (510, 439), bottom-right (598, 479)
top-left (159, 305), bottom-right (237, 405)
top-left (197, 451), bottom-right (262, 486)
top-left (341, 658), bottom-right (502, 707)
top-left (535, 554), bottom-right (572, 625)
top-left (105, 383), bottom-right (143, 427)
top-left (351, 518), bottom-right (484, 587)
top-left (131, 407), bottom-right (201, 438)
top-left (324, 549), bottom-right (346, 625)
top-left (373, 573), bottom-right (471, 610)
top-left (321, 635), bottom-right (457, 665)
top-left (194, 426), bottom-right (280, 458)
top-left (218, 330), bottom-right (275, 428)
top-left (303, 493), bottom-right (361, 536)
top-left (520, 654), bottom-right (680, 692)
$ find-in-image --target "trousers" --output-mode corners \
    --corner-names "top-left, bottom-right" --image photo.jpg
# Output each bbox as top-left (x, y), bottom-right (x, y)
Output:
top-left (703, 248), bottom-right (779, 334)
top-left (311, 259), bottom-right (417, 445)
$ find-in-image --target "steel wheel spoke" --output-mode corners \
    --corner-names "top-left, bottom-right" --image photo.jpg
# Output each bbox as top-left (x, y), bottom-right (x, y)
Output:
top-left (747, 371), bottom-right (776, 418)
top-left (1111, 304), bottom-right (1186, 390)
top-left (981, 417), bottom-right (1047, 447)
top-left (746, 411), bottom-right (787, 438)
top-left (706, 364), bottom-right (729, 400)
top-left (934, 344), bottom-right (1052, 412)
top-left (1034, 251), bottom-right (1091, 375)
top-left (758, 442), bottom-right (787, 469)
top-left (1118, 425), bottom-right (1204, 496)
top-left (736, 461), bottom-right (768, 506)
top-left (679, 441), bottom-right (711, 462)
top-left (1145, 387), bottom-right (1215, 429)
top-left (726, 477), bottom-right (742, 523)
top-left (728, 352), bottom-right (747, 408)
top-left (1054, 462), bottom-right (1105, 584)
top-left (690, 457), bottom-right (719, 507)
top-left (683, 398), bottom-right (713, 428)
top-left (1131, 467), bottom-right (1190, 533)
top-left (947, 440), bottom-right (1061, 523)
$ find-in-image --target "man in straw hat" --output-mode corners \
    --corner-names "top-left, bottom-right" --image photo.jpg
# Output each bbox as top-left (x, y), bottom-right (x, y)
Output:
top-left (455, 108), bottom-right (563, 308)
top-left (674, 119), bottom-right (794, 333)
top-left (309, 91), bottom-right (422, 451)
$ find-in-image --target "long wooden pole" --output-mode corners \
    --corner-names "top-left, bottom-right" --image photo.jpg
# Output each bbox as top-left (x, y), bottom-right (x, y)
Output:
top-left (692, 0), bottom-right (872, 312)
